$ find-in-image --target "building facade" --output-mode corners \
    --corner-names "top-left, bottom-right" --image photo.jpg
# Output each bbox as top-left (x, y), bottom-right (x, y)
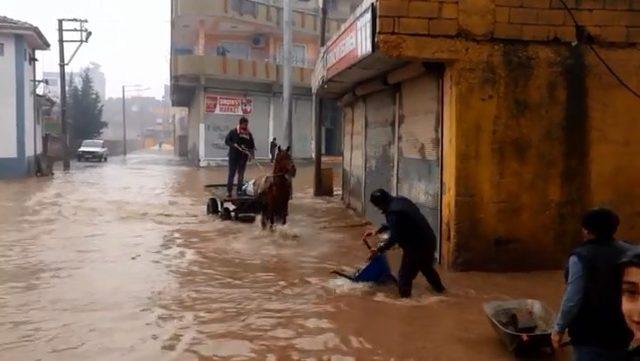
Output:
top-left (0, 16), bottom-right (50, 178)
top-left (314, 0), bottom-right (640, 271)
top-left (170, 0), bottom-right (360, 164)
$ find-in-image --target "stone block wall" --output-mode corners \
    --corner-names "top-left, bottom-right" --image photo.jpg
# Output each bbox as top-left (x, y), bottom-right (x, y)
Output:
top-left (377, 0), bottom-right (640, 44)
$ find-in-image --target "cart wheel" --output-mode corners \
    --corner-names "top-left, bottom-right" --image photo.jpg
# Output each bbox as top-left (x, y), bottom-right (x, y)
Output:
top-left (206, 198), bottom-right (220, 215)
top-left (220, 207), bottom-right (232, 221)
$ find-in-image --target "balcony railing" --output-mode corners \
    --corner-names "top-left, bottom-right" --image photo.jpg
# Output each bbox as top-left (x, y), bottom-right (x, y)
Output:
top-left (174, 0), bottom-right (342, 35)
top-left (172, 54), bottom-right (313, 87)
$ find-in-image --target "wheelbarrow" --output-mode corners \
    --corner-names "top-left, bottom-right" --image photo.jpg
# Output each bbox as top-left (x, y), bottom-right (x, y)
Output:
top-left (331, 236), bottom-right (397, 284)
top-left (484, 299), bottom-right (558, 356)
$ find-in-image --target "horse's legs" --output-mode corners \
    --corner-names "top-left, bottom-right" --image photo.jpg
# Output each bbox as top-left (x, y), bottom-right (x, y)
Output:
top-left (283, 202), bottom-right (289, 225)
top-left (261, 211), bottom-right (268, 230)
top-left (260, 202), bottom-right (269, 230)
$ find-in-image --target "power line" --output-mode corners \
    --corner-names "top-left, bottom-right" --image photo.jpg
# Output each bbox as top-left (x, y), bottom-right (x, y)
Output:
top-left (557, 0), bottom-right (640, 100)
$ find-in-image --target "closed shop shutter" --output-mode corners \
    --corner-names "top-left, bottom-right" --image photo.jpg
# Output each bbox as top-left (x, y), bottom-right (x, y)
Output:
top-left (364, 89), bottom-right (396, 225)
top-left (292, 98), bottom-right (312, 158)
top-left (342, 105), bottom-right (353, 205)
top-left (397, 72), bottom-right (442, 252)
top-left (349, 99), bottom-right (365, 212)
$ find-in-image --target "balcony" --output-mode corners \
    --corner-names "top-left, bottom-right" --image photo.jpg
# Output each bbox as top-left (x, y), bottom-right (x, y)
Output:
top-left (172, 54), bottom-right (313, 87)
top-left (174, 0), bottom-right (342, 35)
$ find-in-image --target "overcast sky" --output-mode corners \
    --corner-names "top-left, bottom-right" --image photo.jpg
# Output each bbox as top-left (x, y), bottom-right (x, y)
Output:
top-left (3, 0), bottom-right (170, 99)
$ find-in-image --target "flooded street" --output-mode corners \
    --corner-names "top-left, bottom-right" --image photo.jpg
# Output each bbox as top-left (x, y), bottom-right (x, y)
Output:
top-left (0, 150), bottom-right (570, 360)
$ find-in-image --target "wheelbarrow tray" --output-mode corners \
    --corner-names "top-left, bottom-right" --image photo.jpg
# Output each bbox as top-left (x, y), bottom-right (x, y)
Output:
top-left (483, 299), bottom-right (555, 355)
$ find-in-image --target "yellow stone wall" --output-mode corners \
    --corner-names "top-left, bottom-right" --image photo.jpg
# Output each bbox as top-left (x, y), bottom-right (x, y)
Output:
top-left (377, 0), bottom-right (640, 43)
top-left (374, 0), bottom-right (640, 270)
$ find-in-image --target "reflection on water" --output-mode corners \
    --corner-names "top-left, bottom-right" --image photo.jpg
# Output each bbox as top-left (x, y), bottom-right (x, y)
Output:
top-left (0, 151), bottom-right (569, 360)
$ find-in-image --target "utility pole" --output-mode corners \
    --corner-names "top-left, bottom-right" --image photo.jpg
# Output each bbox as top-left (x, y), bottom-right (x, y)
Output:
top-left (122, 86), bottom-right (127, 156)
top-left (313, 0), bottom-right (328, 196)
top-left (58, 20), bottom-right (68, 170)
top-left (282, 0), bottom-right (293, 149)
top-left (57, 18), bottom-right (91, 171)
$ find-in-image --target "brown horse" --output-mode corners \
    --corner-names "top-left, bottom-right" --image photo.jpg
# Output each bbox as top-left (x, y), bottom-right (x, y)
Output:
top-left (256, 146), bottom-right (296, 230)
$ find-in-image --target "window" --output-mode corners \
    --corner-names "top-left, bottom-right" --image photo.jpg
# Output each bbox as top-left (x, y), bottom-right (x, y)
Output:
top-left (277, 44), bottom-right (308, 67)
top-left (0, 43), bottom-right (4, 57)
top-left (218, 41), bottom-right (251, 60)
top-left (230, 0), bottom-right (257, 17)
top-left (46, 78), bottom-right (58, 87)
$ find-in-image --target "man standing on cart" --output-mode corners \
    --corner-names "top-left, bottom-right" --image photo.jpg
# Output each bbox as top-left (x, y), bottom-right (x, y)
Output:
top-left (225, 117), bottom-right (255, 198)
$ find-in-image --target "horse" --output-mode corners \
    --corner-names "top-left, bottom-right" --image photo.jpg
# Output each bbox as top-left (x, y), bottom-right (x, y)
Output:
top-left (255, 146), bottom-right (297, 230)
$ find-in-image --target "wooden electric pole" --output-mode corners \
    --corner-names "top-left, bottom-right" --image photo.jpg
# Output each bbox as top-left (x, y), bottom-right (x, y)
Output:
top-left (57, 18), bottom-right (91, 170)
top-left (313, 1), bottom-right (328, 196)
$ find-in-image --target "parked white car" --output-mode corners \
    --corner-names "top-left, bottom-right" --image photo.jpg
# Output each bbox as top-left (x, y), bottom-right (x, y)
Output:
top-left (77, 140), bottom-right (108, 162)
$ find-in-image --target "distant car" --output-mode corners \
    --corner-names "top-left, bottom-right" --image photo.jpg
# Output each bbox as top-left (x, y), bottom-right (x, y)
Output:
top-left (77, 139), bottom-right (108, 162)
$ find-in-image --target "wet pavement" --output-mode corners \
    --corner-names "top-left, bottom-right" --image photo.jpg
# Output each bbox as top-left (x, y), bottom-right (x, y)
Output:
top-left (0, 149), bottom-right (571, 360)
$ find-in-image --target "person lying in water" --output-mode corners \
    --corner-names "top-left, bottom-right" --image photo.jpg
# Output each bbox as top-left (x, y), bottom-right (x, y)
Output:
top-left (364, 189), bottom-right (445, 298)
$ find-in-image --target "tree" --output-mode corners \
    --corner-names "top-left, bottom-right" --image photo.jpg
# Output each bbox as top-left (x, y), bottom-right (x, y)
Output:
top-left (69, 69), bottom-right (107, 145)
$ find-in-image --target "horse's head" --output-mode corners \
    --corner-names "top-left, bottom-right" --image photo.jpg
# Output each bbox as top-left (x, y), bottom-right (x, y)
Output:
top-left (274, 146), bottom-right (296, 178)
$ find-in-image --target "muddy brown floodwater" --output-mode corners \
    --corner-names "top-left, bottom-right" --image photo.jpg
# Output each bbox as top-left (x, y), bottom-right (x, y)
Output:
top-left (0, 150), bottom-right (571, 360)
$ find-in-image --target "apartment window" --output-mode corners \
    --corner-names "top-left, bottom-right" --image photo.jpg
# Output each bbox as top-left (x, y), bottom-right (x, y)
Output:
top-left (218, 41), bottom-right (251, 60)
top-left (0, 43), bottom-right (4, 56)
top-left (277, 44), bottom-right (307, 67)
top-left (231, 0), bottom-right (257, 17)
top-left (46, 78), bottom-right (59, 87)
top-left (325, 0), bottom-right (338, 11)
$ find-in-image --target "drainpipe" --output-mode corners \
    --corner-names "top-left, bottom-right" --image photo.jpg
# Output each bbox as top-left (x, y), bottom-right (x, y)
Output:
top-left (31, 50), bottom-right (38, 173)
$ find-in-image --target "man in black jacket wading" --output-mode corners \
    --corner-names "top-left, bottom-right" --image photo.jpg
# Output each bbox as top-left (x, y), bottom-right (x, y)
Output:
top-left (365, 189), bottom-right (446, 298)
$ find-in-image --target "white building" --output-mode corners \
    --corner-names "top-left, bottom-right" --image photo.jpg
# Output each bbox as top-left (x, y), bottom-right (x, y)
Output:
top-left (0, 16), bottom-right (50, 178)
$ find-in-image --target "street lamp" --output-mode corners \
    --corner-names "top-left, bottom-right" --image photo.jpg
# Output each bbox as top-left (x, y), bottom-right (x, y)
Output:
top-left (122, 85), bottom-right (150, 156)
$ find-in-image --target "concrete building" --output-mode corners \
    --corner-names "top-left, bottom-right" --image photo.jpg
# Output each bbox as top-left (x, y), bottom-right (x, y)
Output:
top-left (313, 0), bottom-right (640, 271)
top-left (102, 96), bottom-right (168, 142)
top-left (170, 0), bottom-right (360, 165)
top-left (85, 63), bottom-right (107, 102)
top-left (0, 16), bottom-right (50, 178)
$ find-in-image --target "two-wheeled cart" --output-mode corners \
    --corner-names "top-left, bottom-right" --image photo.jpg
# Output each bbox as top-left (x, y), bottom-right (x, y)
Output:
top-left (205, 183), bottom-right (261, 223)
